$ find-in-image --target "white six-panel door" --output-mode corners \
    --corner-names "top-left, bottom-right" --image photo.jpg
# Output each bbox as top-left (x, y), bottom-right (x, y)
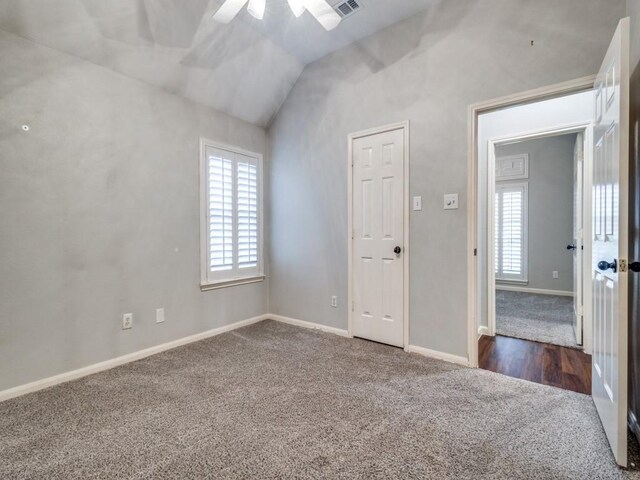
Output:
top-left (592, 18), bottom-right (630, 467)
top-left (352, 128), bottom-right (405, 347)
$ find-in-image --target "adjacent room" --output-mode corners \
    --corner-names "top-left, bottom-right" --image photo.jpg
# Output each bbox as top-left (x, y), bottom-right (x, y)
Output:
top-left (1, 0), bottom-right (640, 478)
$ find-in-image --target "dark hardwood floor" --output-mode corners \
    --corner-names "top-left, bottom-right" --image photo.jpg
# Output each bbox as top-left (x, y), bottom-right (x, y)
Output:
top-left (478, 335), bottom-right (592, 395)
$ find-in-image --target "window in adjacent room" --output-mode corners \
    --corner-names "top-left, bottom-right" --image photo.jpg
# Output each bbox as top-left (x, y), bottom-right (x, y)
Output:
top-left (200, 140), bottom-right (263, 289)
top-left (495, 182), bottom-right (528, 282)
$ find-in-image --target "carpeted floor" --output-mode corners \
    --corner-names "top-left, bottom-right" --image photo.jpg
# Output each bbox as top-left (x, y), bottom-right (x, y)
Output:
top-left (1, 320), bottom-right (637, 479)
top-left (496, 290), bottom-right (579, 348)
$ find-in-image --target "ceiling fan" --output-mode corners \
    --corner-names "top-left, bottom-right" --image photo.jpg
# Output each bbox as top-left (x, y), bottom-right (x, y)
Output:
top-left (213, 0), bottom-right (342, 31)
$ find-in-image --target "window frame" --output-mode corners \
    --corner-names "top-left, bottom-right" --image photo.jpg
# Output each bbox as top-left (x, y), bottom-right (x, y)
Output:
top-left (494, 181), bottom-right (529, 284)
top-left (199, 138), bottom-right (264, 290)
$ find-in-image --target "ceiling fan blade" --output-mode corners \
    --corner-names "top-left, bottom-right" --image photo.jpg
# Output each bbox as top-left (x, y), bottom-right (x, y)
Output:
top-left (212, 0), bottom-right (249, 24)
top-left (247, 0), bottom-right (265, 20)
top-left (287, 0), bottom-right (305, 18)
top-left (304, 0), bottom-right (341, 31)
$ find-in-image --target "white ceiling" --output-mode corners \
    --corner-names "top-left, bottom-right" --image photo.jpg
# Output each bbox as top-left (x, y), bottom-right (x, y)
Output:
top-left (0, 0), bottom-right (437, 126)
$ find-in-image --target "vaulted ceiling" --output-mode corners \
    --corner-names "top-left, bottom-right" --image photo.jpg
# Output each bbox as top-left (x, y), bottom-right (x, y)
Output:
top-left (0, 0), bottom-right (438, 126)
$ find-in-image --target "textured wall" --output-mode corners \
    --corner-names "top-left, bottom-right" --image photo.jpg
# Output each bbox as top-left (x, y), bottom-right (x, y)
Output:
top-left (268, 0), bottom-right (625, 357)
top-left (0, 30), bottom-right (268, 391)
top-left (495, 135), bottom-right (576, 293)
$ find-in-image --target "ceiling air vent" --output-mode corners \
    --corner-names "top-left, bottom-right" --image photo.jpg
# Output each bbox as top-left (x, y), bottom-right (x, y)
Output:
top-left (333, 0), bottom-right (362, 19)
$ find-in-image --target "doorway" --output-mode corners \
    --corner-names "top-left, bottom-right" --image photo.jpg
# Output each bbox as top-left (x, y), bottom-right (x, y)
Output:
top-left (348, 122), bottom-right (410, 348)
top-left (490, 131), bottom-right (588, 350)
top-left (481, 127), bottom-right (594, 395)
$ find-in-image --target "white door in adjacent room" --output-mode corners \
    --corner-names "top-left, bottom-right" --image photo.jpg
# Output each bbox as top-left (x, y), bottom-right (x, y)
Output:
top-left (591, 17), bottom-right (630, 467)
top-left (351, 127), bottom-right (405, 347)
top-left (573, 132), bottom-right (584, 345)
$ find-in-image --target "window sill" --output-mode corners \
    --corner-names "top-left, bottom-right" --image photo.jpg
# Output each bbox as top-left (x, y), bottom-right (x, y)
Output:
top-left (496, 279), bottom-right (528, 285)
top-left (200, 275), bottom-right (265, 291)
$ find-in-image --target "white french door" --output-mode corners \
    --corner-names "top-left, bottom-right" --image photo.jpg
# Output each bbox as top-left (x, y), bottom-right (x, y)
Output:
top-left (591, 18), bottom-right (630, 467)
top-left (351, 127), bottom-right (406, 347)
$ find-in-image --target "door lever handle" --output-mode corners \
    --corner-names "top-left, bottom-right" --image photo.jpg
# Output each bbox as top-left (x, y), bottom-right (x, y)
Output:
top-left (567, 244), bottom-right (577, 250)
top-left (630, 262), bottom-right (640, 273)
top-left (598, 259), bottom-right (617, 273)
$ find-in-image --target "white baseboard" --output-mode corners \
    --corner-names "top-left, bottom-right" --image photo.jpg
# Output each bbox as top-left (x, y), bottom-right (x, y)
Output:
top-left (405, 344), bottom-right (469, 366)
top-left (496, 284), bottom-right (573, 297)
top-left (267, 314), bottom-right (351, 337)
top-left (0, 314), bottom-right (269, 403)
top-left (477, 325), bottom-right (490, 337)
top-left (1, 313), bottom-right (470, 403)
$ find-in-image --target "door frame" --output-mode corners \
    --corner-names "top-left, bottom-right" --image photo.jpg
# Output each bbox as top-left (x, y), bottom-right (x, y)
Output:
top-left (467, 75), bottom-right (596, 367)
top-left (486, 124), bottom-right (594, 350)
top-left (347, 121), bottom-right (410, 348)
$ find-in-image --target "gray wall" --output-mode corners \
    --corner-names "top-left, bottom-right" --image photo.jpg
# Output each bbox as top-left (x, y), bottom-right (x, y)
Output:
top-left (268, 0), bottom-right (625, 357)
top-left (0, 30), bottom-right (269, 391)
top-left (495, 135), bottom-right (576, 293)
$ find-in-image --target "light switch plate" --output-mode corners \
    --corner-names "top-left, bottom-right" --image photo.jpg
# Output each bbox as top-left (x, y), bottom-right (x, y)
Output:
top-left (444, 194), bottom-right (459, 210)
top-left (413, 196), bottom-right (422, 211)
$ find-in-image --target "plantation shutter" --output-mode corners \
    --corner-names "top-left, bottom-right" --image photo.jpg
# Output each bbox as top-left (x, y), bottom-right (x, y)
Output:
top-left (495, 184), bottom-right (527, 282)
top-left (236, 155), bottom-right (259, 269)
top-left (204, 146), bottom-right (261, 284)
top-left (208, 148), bottom-right (234, 273)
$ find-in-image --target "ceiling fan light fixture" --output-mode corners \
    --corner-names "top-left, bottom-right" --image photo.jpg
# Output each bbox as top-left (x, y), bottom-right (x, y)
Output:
top-left (287, 0), bottom-right (306, 17)
top-left (247, 0), bottom-right (266, 20)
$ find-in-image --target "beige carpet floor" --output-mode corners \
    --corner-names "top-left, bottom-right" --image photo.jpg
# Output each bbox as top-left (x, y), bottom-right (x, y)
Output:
top-left (1, 320), bottom-right (638, 479)
top-left (496, 290), bottom-right (579, 348)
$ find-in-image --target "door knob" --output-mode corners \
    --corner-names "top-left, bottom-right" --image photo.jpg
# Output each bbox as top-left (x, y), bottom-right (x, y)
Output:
top-left (394, 246), bottom-right (402, 255)
top-left (567, 244), bottom-right (577, 250)
top-left (630, 262), bottom-right (640, 273)
top-left (598, 259), bottom-right (617, 273)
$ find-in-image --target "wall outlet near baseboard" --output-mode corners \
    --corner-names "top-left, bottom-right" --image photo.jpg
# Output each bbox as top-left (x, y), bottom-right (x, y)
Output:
top-left (156, 308), bottom-right (165, 324)
top-left (331, 296), bottom-right (337, 308)
top-left (122, 313), bottom-right (133, 330)
top-left (553, 271), bottom-right (559, 279)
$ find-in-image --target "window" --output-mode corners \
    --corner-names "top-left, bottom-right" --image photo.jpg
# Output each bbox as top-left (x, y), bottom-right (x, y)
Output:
top-left (495, 183), bottom-right (528, 282)
top-left (200, 140), bottom-right (263, 289)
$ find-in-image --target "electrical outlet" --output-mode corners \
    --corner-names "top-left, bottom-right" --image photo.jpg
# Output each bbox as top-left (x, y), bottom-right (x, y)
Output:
top-left (331, 296), bottom-right (338, 308)
top-left (156, 308), bottom-right (165, 324)
top-left (122, 313), bottom-right (133, 330)
top-left (553, 271), bottom-right (559, 279)
top-left (444, 193), bottom-right (459, 210)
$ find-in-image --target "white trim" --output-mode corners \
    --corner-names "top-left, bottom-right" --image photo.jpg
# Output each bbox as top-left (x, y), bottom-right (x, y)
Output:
top-left (405, 344), bottom-right (469, 366)
top-left (467, 75), bottom-right (596, 369)
top-left (200, 275), bottom-right (265, 291)
top-left (0, 314), bottom-right (270, 403)
top-left (268, 314), bottom-right (351, 337)
top-left (347, 121), bottom-right (410, 348)
top-left (478, 325), bottom-right (490, 337)
top-left (199, 138), bottom-right (264, 288)
top-left (496, 284), bottom-right (574, 297)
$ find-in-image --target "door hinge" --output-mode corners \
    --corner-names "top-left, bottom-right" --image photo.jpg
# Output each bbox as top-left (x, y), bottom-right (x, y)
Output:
top-left (474, 248), bottom-right (477, 257)
top-left (352, 301), bottom-right (354, 312)
top-left (619, 259), bottom-right (628, 272)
